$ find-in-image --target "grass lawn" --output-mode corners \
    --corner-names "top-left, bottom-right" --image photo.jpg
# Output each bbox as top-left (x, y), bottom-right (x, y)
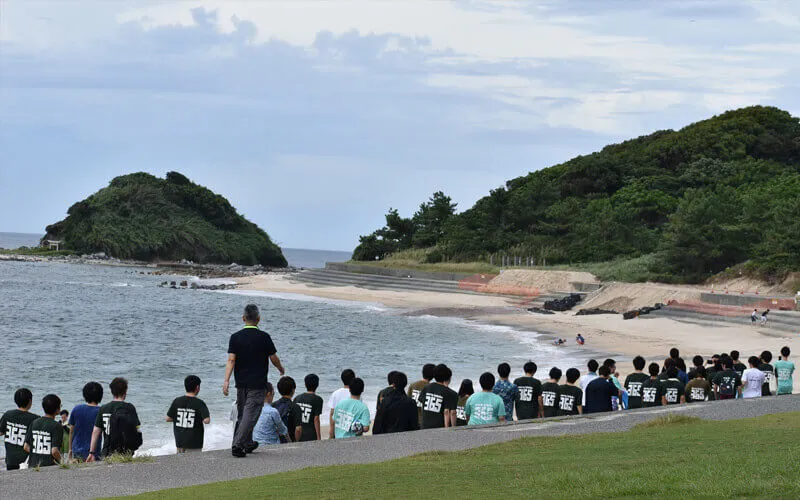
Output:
top-left (125, 412), bottom-right (800, 499)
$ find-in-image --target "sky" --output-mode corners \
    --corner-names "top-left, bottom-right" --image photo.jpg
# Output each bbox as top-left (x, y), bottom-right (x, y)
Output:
top-left (1, 1), bottom-right (799, 251)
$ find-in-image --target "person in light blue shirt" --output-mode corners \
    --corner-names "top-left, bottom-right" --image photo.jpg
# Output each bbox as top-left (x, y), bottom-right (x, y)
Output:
top-left (252, 383), bottom-right (289, 445)
top-left (68, 381), bottom-right (103, 461)
top-left (774, 346), bottom-right (795, 395)
top-left (465, 372), bottom-right (506, 426)
top-left (492, 362), bottom-right (519, 419)
top-left (333, 378), bottom-right (371, 439)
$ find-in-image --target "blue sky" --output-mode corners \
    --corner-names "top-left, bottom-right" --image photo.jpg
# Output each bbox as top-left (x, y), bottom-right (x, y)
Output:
top-left (1, 1), bottom-right (799, 251)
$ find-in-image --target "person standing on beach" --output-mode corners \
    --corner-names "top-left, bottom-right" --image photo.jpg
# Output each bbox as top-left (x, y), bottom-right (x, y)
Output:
top-left (408, 364), bottom-right (436, 426)
top-left (584, 366), bottom-right (619, 414)
top-left (685, 368), bottom-right (711, 402)
top-left (373, 372), bottom-right (419, 434)
top-left (541, 368), bottom-right (562, 418)
top-left (624, 356), bottom-right (649, 409)
top-left (662, 367), bottom-right (686, 405)
top-left (222, 304), bottom-right (285, 457)
top-left (328, 369), bottom-right (355, 439)
top-left (642, 363), bottom-right (666, 407)
top-left (558, 368), bottom-right (583, 416)
top-left (464, 373), bottom-right (506, 426)
top-left (758, 351), bottom-right (775, 396)
top-left (579, 360), bottom-right (599, 407)
top-left (712, 356), bottom-right (742, 400)
top-left (492, 363), bottom-right (519, 420)
top-left (514, 361), bottom-right (543, 420)
top-left (294, 374), bottom-right (323, 442)
top-left (455, 380), bottom-right (474, 426)
top-left (774, 347), bottom-right (795, 395)
top-left (67, 382), bottom-right (103, 462)
top-left (419, 364), bottom-right (458, 429)
top-left (87, 377), bottom-right (142, 461)
top-left (751, 309), bottom-right (759, 324)
top-left (0, 388), bottom-right (38, 471)
top-left (166, 375), bottom-right (211, 453)
top-left (760, 309), bottom-right (770, 326)
top-left (333, 378), bottom-right (370, 439)
top-left (23, 394), bottom-right (63, 468)
top-left (741, 357), bottom-right (766, 399)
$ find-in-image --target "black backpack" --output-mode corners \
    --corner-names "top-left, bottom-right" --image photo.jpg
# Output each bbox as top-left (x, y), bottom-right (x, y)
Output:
top-left (107, 405), bottom-right (143, 455)
top-left (272, 399), bottom-right (291, 443)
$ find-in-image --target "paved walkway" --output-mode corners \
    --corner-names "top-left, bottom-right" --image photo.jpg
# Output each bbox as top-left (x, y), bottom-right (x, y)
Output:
top-left (4, 395), bottom-right (799, 499)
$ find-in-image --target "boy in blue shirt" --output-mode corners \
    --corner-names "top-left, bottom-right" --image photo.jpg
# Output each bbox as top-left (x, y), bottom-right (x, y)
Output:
top-left (68, 382), bottom-right (103, 461)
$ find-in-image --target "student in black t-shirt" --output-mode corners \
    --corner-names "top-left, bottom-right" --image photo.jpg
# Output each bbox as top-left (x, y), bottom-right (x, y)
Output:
top-left (558, 368), bottom-right (583, 416)
top-left (624, 356), bottom-right (649, 409)
top-left (223, 304), bottom-right (286, 458)
top-left (642, 363), bottom-right (666, 407)
top-left (662, 367), bottom-right (686, 405)
top-left (713, 356), bottom-right (742, 400)
top-left (418, 364), bottom-right (458, 429)
top-left (373, 372), bottom-right (419, 434)
top-left (24, 394), bottom-right (64, 468)
top-left (274, 377), bottom-right (303, 442)
top-left (758, 350), bottom-right (774, 396)
top-left (584, 366), bottom-right (619, 414)
top-left (731, 350), bottom-right (747, 378)
top-left (514, 361), bottom-right (543, 420)
top-left (541, 368), bottom-right (562, 418)
top-left (455, 379), bottom-right (474, 427)
top-left (166, 375), bottom-right (211, 453)
top-left (0, 388), bottom-right (38, 471)
top-left (88, 377), bottom-right (142, 461)
top-left (294, 374), bottom-right (324, 441)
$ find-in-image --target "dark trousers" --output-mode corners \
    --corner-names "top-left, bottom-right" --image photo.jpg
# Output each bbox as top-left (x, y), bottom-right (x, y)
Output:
top-left (233, 387), bottom-right (266, 450)
top-left (7, 464), bottom-right (20, 471)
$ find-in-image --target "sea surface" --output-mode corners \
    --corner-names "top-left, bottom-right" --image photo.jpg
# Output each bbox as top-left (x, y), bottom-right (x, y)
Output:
top-left (0, 253), bottom-right (587, 460)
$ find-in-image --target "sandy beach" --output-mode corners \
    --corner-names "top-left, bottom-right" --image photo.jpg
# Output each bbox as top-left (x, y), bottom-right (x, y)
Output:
top-left (237, 273), bottom-right (800, 391)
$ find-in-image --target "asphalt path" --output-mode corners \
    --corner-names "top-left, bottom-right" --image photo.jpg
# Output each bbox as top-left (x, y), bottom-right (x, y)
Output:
top-left (3, 395), bottom-right (799, 499)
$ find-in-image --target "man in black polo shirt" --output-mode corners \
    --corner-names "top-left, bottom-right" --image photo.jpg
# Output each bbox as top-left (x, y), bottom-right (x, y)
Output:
top-left (223, 304), bottom-right (285, 458)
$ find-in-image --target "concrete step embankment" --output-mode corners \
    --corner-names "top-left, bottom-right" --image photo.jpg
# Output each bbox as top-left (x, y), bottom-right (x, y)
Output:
top-left (648, 307), bottom-right (800, 335)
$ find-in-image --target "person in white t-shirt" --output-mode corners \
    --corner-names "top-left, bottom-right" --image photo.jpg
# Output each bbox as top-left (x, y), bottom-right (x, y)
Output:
top-left (741, 356), bottom-right (766, 399)
top-left (579, 359), bottom-right (599, 406)
top-left (328, 369), bottom-right (355, 439)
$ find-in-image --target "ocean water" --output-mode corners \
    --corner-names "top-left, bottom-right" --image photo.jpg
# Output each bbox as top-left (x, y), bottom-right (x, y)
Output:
top-left (0, 232), bottom-right (350, 269)
top-left (0, 260), bottom-right (588, 459)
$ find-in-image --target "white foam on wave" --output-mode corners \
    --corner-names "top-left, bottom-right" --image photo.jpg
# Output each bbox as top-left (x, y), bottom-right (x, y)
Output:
top-left (138, 422), bottom-right (234, 456)
top-left (217, 289), bottom-right (389, 313)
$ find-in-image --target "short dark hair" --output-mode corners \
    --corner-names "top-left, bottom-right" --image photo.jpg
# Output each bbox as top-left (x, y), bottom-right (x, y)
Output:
top-left (60, 409), bottom-right (69, 416)
top-left (266, 382), bottom-right (274, 395)
top-left (666, 366), bottom-right (678, 378)
top-left (277, 376), bottom-right (296, 396)
top-left (761, 350), bottom-right (773, 363)
top-left (42, 394), bottom-right (61, 416)
top-left (497, 363), bottom-right (511, 378)
top-left (184, 375), bottom-right (201, 393)
top-left (386, 371), bottom-right (398, 385)
top-left (587, 359), bottom-right (599, 372)
top-left (14, 388), bottom-right (33, 408)
top-left (663, 358), bottom-right (676, 369)
top-left (721, 356), bottom-right (733, 369)
top-left (692, 355), bottom-right (704, 367)
top-left (422, 364), bottom-right (436, 381)
top-left (243, 304), bottom-right (260, 322)
top-left (748, 356), bottom-right (760, 367)
top-left (434, 364), bottom-right (452, 383)
top-left (349, 377), bottom-right (365, 396)
top-left (669, 347), bottom-right (679, 359)
top-left (393, 372), bottom-right (408, 391)
top-left (598, 365), bottom-right (611, 377)
top-left (305, 373), bottom-right (320, 392)
top-left (731, 350), bottom-right (740, 361)
top-left (677, 359), bottom-right (687, 372)
top-left (458, 379), bottom-right (474, 398)
top-left (341, 369), bottom-right (356, 386)
top-left (110, 377), bottom-right (128, 398)
top-left (633, 356), bottom-right (646, 371)
top-left (648, 363), bottom-right (660, 377)
top-left (82, 382), bottom-right (103, 404)
top-left (479, 372), bottom-right (495, 391)
top-left (781, 346), bottom-right (791, 357)
top-left (603, 358), bottom-right (616, 368)
top-left (523, 361), bottom-right (537, 375)
top-left (566, 368), bottom-right (580, 383)
top-left (549, 367), bottom-right (562, 381)
top-left (692, 366), bottom-right (706, 379)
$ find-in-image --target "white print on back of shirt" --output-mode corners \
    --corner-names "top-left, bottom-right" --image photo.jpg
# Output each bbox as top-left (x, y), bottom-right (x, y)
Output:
top-left (471, 403), bottom-right (496, 421)
top-left (411, 390), bottom-right (422, 407)
top-left (627, 382), bottom-right (642, 397)
top-left (542, 391), bottom-right (557, 407)
top-left (559, 395), bottom-right (575, 411)
top-left (456, 406), bottom-right (466, 421)
top-left (176, 408), bottom-right (196, 429)
top-left (31, 430), bottom-right (52, 454)
top-left (642, 387), bottom-right (657, 403)
top-left (334, 410), bottom-right (355, 432)
top-left (690, 387), bottom-right (706, 401)
top-left (423, 393), bottom-right (443, 413)
top-left (297, 403), bottom-right (312, 424)
top-left (665, 388), bottom-right (679, 403)
top-left (519, 386), bottom-right (533, 402)
top-left (4, 422), bottom-right (27, 446)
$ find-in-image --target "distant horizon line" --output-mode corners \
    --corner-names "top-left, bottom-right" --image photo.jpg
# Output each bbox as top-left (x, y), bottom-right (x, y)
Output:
top-left (0, 231), bottom-right (353, 255)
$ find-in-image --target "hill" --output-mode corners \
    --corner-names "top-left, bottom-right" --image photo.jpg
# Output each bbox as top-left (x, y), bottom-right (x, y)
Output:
top-left (353, 106), bottom-right (800, 283)
top-left (43, 172), bottom-right (287, 267)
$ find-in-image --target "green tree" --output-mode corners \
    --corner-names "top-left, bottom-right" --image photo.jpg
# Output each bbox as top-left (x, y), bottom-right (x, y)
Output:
top-left (411, 192), bottom-right (457, 248)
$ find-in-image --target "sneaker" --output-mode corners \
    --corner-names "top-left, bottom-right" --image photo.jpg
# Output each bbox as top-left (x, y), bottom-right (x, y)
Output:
top-left (231, 447), bottom-right (246, 458)
top-left (245, 441), bottom-right (259, 454)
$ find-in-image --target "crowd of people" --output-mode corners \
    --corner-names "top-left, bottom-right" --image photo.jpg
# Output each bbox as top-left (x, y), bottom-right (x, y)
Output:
top-left (1, 304), bottom-right (796, 470)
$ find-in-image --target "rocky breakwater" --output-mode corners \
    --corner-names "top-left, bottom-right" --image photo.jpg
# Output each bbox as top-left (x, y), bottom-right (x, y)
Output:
top-left (151, 260), bottom-right (299, 279)
top-left (0, 251), bottom-right (135, 266)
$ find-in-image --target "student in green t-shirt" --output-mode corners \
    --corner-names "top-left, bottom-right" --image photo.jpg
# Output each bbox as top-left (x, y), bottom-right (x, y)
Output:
top-left (24, 394), bottom-right (64, 468)
top-left (166, 375), bottom-right (211, 453)
top-left (464, 373), bottom-right (506, 426)
top-left (333, 378), bottom-right (371, 439)
top-left (0, 388), bottom-right (39, 471)
top-left (774, 346), bottom-right (795, 395)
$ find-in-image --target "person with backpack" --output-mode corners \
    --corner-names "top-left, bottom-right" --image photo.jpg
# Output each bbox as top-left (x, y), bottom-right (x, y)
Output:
top-left (87, 378), bottom-right (141, 461)
top-left (712, 356), bottom-right (742, 400)
top-left (253, 383), bottom-right (289, 446)
top-left (166, 375), bottom-right (211, 453)
top-left (272, 377), bottom-right (302, 442)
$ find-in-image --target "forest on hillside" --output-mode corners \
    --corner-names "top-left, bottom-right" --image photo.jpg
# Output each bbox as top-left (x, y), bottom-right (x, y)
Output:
top-left (353, 106), bottom-right (800, 283)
